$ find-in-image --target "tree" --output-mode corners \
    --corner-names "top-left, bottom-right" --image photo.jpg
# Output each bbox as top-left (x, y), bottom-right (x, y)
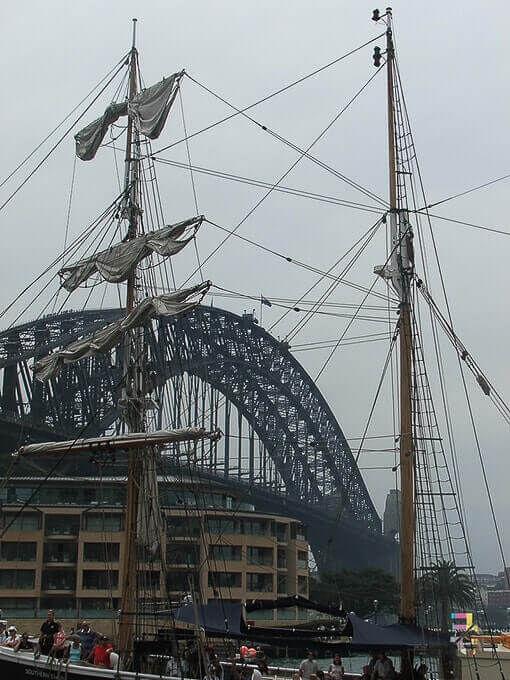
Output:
top-left (309, 568), bottom-right (399, 618)
top-left (418, 559), bottom-right (475, 633)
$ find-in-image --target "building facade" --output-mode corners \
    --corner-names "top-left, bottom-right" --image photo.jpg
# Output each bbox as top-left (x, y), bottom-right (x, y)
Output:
top-left (0, 476), bottom-right (309, 632)
top-left (487, 590), bottom-right (510, 608)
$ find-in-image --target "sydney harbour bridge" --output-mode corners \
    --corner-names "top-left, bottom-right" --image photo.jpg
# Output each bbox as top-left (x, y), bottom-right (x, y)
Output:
top-left (0, 305), bottom-right (396, 573)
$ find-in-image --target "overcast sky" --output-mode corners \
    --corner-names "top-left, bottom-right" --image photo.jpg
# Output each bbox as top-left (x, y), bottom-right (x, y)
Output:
top-left (1, 1), bottom-right (509, 574)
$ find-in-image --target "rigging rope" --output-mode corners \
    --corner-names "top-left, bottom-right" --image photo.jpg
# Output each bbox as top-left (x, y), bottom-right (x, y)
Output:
top-left (153, 156), bottom-right (384, 215)
top-left (0, 51), bottom-right (130, 191)
top-left (0, 57), bottom-right (129, 214)
top-left (205, 218), bottom-right (394, 303)
top-left (419, 171), bottom-right (510, 211)
top-left (150, 32), bottom-right (386, 157)
top-left (179, 66), bottom-right (387, 287)
top-left (185, 71), bottom-right (388, 208)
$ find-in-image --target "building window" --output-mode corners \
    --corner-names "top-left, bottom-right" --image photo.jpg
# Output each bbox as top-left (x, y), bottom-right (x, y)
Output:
top-left (166, 570), bottom-right (198, 592)
top-left (166, 517), bottom-right (200, 538)
top-left (137, 571), bottom-right (160, 589)
top-left (247, 546), bottom-right (273, 566)
top-left (298, 575), bottom-right (308, 595)
top-left (0, 597), bottom-right (36, 611)
top-left (167, 543), bottom-right (199, 565)
top-left (297, 550), bottom-right (308, 570)
top-left (247, 573), bottom-right (273, 593)
top-left (204, 517), bottom-right (237, 535)
top-left (276, 523), bottom-right (288, 543)
top-left (291, 523), bottom-right (307, 541)
top-left (1, 512), bottom-right (40, 531)
top-left (0, 570), bottom-right (35, 590)
top-left (45, 515), bottom-right (80, 536)
top-left (32, 485), bottom-right (124, 506)
top-left (42, 569), bottom-right (76, 591)
top-left (209, 545), bottom-right (242, 562)
top-left (84, 513), bottom-right (123, 532)
top-left (208, 572), bottom-right (242, 588)
top-left (0, 541), bottom-right (37, 561)
top-left (82, 570), bottom-right (118, 590)
top-left (277, 574), bottom-right (287, 593)
top-left (80, 597), bottom-right (119, 613)
top-left (43, 542), bottom-right (77, 564)
top-left (277, 548), bottom-right (287, 569)
top-left (137, 544), bottom-right (161, 562)
top-left (40, 596), bottom-right (76, 612)
top-left (83, 542), bottom-right (120, 562)
top-left (241, 519), bottom-right (268, 536)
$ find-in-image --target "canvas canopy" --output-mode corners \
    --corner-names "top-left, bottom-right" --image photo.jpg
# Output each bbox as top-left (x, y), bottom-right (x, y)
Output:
top-left (172, 602), bottom-right (245, 637)
top-left (245, 595), bottom-right (346, 618)
top-left (75, 72), bottom-right (183, 160)
top-left (347, 614), bottom-right (450, 649)
top-left (33, 281), bottom-right (210, 381)
top-left (59, 216), bottom-right (203, 291)
top-left (156, 602), bottom-right (450, 651)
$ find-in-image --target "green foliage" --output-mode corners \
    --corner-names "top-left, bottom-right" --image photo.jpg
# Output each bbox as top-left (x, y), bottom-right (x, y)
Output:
top-left (309, 568), bottom-right (399, 617)
top-left (417, 559), bottom-right (476, 632)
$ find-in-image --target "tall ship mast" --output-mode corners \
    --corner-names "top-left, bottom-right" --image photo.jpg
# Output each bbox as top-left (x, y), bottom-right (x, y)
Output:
top-left (0, 10), bottom-right (508, 680)
top-left (373, 8), bottom-right (415, 676)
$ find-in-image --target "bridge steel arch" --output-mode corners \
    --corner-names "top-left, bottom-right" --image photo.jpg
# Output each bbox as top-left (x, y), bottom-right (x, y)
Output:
top-left (0, 306), bottom-right (396, 571)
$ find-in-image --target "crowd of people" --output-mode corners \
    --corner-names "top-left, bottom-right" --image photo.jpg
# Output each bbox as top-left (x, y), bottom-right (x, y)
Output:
top-left (0, 615), bottom-right (429, 679)
top-left (297, 651), bottom-right (428, 680)
top-left (0, 610), bottom-right (116, 669)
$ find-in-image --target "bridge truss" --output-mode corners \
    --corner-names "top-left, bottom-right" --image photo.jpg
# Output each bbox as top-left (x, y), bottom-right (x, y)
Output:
top-left (0, 306), bottom-right (395, 570)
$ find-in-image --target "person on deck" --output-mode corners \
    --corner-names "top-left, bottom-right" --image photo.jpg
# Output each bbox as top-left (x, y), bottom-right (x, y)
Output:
top-left (51, 621), bottom-right (67, 658)
top-left (2, 626), bottom-right (20, 647)
top-left (0, 621), bottom-right (7, 644)
top-left (360, 665), bottom-right (371, 680)
top-left (252, 660), bottom-right (266, 680)
top-left (367, 651), bottom-right (378, 675)
top-left (67, 635), bottom-right (82, 663)
top-left (39, 610), bottom-right (59, 656)
top-left (88, 635), bottom-right (113, 668)
top-left (76, 620), bottom-right (96, 659)
top-left (300, 651), bottom-right (319, 680)
top-left (204, 663), bottom-right (221, 680)
top-left (14, 632), bottom-right (33, 652)
top-left (413, 664), bottom-right (428, 680)
top-left (327, 654), bottom-right (345, 680)
top-left (165, 655), bottom-right (179, 676)
top-left (371, 652), bottom-right (395, 680)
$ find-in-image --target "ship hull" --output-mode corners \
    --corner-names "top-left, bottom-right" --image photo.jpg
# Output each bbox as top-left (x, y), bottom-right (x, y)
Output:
top-left (0, 648), bottom-right (174, 680)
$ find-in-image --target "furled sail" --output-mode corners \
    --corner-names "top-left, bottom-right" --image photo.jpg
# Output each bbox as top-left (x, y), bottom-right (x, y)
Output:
top-left (74, 71), bottom-right (183, 160)
top-left (128, 71), bottom-right (183, 139)
top-left (33, 281), bottom-right (210, 381)
top-left (59, 216), bottom-right (203, 291)
top-left (14, 427), bottom-right (221, 456)
top-left (75, 102), bottom-right (128, 161)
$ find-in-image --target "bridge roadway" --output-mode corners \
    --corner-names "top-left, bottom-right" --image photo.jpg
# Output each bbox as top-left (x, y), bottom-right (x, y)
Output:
top-left (0, 305), bottom-right (397, 573)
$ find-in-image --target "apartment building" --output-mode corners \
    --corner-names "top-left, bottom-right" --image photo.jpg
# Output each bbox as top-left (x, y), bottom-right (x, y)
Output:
top-left (0, 476), bottom-right (309, 632)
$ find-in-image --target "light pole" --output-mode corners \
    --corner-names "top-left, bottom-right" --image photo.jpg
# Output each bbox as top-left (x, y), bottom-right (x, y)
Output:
top-left (373, 599), bottom-right (379, 625)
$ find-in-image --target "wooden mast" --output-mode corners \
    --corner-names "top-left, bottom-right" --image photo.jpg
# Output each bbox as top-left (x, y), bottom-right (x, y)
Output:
top-left (375, 2), bottom-right (415, 630)
top-left (384, 7), bottom-right (415, 629)
top-left (372, 8), bottom-right (414, 675)
top-left (118, 18), bottom-right (142, 666)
